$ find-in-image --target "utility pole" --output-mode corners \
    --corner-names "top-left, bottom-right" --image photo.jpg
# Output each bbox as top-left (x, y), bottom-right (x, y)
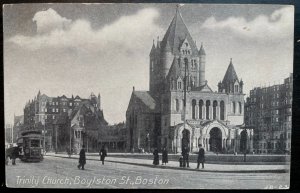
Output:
top-left (55, 127), bottom-right (58, 154)
top-left (182, 58), bottom-right (189, 151)
top-left (43, 122), bottom-right (46, 154)
top-left (69, 119), bottom-right (72, 156)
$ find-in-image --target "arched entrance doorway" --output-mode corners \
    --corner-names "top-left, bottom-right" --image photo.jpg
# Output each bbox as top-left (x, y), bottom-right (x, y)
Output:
top-left (240, 130), bottom-right (247, 153)
top-left (209, 127), bottom-right (222, 152)
top-left (181, 129), bottom-right (190, 152)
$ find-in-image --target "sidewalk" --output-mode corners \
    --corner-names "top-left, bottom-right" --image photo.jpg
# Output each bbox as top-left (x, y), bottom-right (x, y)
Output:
top-left (45, 153), bottom-right (290, 173)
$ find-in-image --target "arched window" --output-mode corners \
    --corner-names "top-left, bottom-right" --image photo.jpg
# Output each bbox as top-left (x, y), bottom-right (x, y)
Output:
top-left (213, 100), bottom-right (218, 119)
top-left (199, 100), bottom-right (203, 119)
top-left (232, 102), bottom-right (236, 113)
top-left (220, 101), bottom-right (225, 120)
top-left (192, 99), bottom-right (196, 119)
top-left (235, 85), bottom-right (239, 93)
top-left (206, 100), bottom-right (210, 119)
top-left (239, 102), bottom-right (242, 114)
top-left (175, 99), bottom-right (179, 112)
top-left (178, 80), bottom-right (182, 90)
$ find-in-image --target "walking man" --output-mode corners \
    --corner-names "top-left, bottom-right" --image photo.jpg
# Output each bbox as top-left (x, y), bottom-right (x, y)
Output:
top-left (99, 145), bottom-right (107, 165)
top-left (162, 147), bottom-right (168, 165)
top-left (78, 145), bottom-right (86, 170)
top-left (196, 144), bottom-right (205, 169)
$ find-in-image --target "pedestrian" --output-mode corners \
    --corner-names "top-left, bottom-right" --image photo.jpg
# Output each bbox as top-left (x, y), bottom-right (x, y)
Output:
top-left (99, 145), bottom-right (107, 165)
top-left (11, 145), bottom-right (19, 165)
top-left (179, 155), bottom-right (183, 167)
top-left (196, 144), bottom-right (205, 169)
top-left (182, 146), bottom-right (189, 168)
top-left (77, 145), bottom-right (86, 170)
top-left (153, 148), bottom-right (159, 165)
top-left (162, 147), bottom-right (168, 165)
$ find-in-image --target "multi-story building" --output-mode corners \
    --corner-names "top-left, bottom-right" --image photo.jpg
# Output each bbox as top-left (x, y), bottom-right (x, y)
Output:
top-left (245, 73), bottom-right (292, 154)
top-left (126, 6), bottom-right (253, 153)
top-left (5, 124), bottom-right (13, 144)
top-left (13, 115), bottom-right (24, 142)
top-left (23, 91), bottom-right (107, 152)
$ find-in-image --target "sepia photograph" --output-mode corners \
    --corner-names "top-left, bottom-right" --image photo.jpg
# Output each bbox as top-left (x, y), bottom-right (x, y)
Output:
top-left (4, 3), bottom-right (293, 189)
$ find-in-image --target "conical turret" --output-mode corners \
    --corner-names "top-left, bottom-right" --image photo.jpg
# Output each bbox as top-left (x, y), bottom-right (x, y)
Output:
top-left (221, 58), bottom-right (241, 93)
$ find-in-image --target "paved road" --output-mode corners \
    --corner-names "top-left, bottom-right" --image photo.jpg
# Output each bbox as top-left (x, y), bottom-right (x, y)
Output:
top-left (5, 156), bottom-right (290, 189)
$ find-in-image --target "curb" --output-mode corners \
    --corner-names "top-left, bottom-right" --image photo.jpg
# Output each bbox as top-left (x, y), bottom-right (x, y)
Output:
top-left (45, 154), bottom-right (289, 174)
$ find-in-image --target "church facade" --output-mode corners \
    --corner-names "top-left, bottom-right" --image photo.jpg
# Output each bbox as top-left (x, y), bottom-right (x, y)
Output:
top-left (126, 7), bottom-right (253, 153)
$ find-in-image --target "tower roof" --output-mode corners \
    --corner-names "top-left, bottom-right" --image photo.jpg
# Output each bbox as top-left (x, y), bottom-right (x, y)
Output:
top-left (222, 58), bottom-right (239, 84)
top-left (161, 6), bottom-right (198, 55)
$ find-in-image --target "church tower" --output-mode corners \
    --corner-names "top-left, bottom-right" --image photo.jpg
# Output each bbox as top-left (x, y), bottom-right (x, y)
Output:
top-left (149, 5), bottom-right (206, 95)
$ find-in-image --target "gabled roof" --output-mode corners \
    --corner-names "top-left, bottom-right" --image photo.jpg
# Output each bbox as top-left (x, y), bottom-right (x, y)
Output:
top-left (133, 91), bottom-right (157, 111)
top-left (160, 7), bottom-right (198, 56)
top-left (193, 81), bottom-right (213, 92)
top-left (222, 59), bottom-right (239, 84)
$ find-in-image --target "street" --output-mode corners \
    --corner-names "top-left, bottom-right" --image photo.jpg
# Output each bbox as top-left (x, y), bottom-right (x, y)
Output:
top-left (6, 156), bottom-right (290, 189)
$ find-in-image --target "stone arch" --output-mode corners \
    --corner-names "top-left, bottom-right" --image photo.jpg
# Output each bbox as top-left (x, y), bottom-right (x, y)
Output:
top-left (174, 124), bottom-right (193, 153)
top-left (202, 121), bottom-right (228, 139)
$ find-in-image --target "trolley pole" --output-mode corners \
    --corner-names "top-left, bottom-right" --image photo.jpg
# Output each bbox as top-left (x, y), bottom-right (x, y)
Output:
top-left (43, 123), bottom-right (46, 154)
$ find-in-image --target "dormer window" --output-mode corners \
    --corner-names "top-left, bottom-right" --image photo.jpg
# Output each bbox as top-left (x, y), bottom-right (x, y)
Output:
top-left (185, 43), bottom-right (188, 47)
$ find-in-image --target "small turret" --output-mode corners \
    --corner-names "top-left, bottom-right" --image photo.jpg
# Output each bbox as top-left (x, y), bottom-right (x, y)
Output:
top-left (150, 39), bottom-right (156, 56)
top-left (218, 81), bottom-right (223, 92)
top-left (199, 43), bottom-right (206, 56)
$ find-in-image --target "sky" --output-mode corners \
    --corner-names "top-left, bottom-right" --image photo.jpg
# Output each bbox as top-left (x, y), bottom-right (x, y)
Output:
top-left (4, 3), bottom-right (294, 125)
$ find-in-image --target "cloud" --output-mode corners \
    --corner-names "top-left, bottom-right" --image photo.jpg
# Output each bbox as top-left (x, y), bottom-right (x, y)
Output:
top-left (201, 6), bottom-right (294, 39)
top-left (33, 8), bottom-right (72, 34)
top-left (9, 8), bottom-right (162, 55)
top-left (6, 7), bottom-right (163, 124)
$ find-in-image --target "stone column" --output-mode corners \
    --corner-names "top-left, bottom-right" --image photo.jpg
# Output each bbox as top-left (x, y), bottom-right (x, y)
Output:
top-left (227, 138), bottom-right (231, 149)
top-left (224, 103), bottom-right (228, 121)
top-left (203, 106), bottom-right (206, 120)
top-left (177, 135), bottom-right (181, 153)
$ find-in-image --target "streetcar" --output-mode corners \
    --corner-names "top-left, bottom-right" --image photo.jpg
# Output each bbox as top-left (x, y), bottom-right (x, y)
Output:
top-left (17, 130), bottom-right (44, 162)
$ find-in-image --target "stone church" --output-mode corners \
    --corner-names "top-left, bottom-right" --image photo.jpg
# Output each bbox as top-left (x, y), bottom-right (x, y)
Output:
top-left (126, 7), bottom-right (253, 153)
